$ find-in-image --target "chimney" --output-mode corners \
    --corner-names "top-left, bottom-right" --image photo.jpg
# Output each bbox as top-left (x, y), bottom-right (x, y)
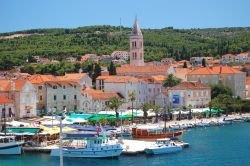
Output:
top-left (11, 80), bottom-right (15, 92)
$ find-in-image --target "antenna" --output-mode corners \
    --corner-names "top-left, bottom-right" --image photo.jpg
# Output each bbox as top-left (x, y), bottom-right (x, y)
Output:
top-left (119, 17), bottom-right (122, 34)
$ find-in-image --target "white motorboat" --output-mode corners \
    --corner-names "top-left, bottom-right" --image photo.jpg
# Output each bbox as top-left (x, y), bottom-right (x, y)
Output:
top-left (144, 138), bottom-right (182, 155)
top-left (0, 136), bottom-right (24, 155)
top-left (50, 133), bottom-right (123, 158)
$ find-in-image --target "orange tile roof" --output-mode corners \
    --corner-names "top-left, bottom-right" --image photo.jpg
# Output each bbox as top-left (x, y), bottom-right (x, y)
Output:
top-left (0, 96), bottom-right (13, 104)
top-left (96, 75), bottom-right (115, 80)
top-left (28, 74), bottom-right (58, 84)
top-left (117, 65), bottom-right (169, 74)
top-left (188, 66), bottom-right (243, 75)
top-left (82, 89), bottom-right (120, 100)
top-left (151, 75), bottom-right (166, 82)
top-left (237, 52), bottom-right (249, 56)
top-left (0, 79), bottom-right (27, 91)
top-left (175, 68), bottom-right (191, 74)
top-left (223, 54), bottom-right (235, 57)
top-left (104, 76), bottom-right (140, 83)
top-left (246, 77), bottom-right (250, 85)
top-left (170, 81), bottom-right (210, 90)
top-left (59, 73), bottom-right (87, 81)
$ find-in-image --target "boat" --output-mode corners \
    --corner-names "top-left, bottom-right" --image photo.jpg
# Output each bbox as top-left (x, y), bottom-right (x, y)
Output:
top-left (50, 133), bottom-right (123, 158)
top-left (132, 128), bottom-right (184, 140)
top-left (0, 135), bottom-right (24, 155)
top-left (244, 118), bottom-right (250, 122)
top-left (144, 138), bottom-right (182, 155)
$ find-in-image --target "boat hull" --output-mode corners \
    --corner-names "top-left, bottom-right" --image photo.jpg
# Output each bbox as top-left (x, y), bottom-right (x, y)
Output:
top-left (51, 145), bottom-right (123, 158)
top-left (0, 142), bottom-right (24, 155)
top-left (145, 146), bottom-right (182, 155)
top-left (132, 128), bottom-right (183, 140)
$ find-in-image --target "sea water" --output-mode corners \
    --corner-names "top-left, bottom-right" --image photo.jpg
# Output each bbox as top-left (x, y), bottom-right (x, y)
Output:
top-left (1, 122), bottom-right (250, 166)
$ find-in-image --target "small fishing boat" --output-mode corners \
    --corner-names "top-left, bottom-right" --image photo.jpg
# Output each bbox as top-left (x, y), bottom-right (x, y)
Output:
top-left (132, 128), bottom-right (184, 140)
top-left (144, 138), bottom-right (182, 155)
top-left (50, 133), bottom-right (123, 158)
top-left (0, 135), bottom-right (24, 155)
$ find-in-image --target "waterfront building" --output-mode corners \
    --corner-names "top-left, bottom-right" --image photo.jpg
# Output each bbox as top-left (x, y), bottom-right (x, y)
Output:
top-left (81, 89), bottom-right (121, 113)
top-left (187, 66), bottom-right (246, 99)
top-left (0, 79), bottom-right (37, 118)
top-left (0, 96), bottom-right (14, 122)
top-left (168, 81), bottom-right (211, 109)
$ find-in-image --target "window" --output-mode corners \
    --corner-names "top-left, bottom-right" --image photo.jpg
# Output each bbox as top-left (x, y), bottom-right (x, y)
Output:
top-left (74, 95), bottom-right (77, 100)
top-left (54, 95), bottom-right (57, 101)
top-left (40, 96), bottom-right (42, 101)
top-left (53, 86), bottom-right (57, 89)
top-left (74, 105), bottom-right (77, 110)
top-left (2, 108), bottom-right (5, 118)
top-left (63, 95), bottom-right (66, 100)
top-left (8, 108), bottom-right (12, 117)
top-left (63, 86), bottom-right (66, 89)
top-left (73, 85), bottom-right (77, 89)
top-left (38, 86), bottom-right (42, 90)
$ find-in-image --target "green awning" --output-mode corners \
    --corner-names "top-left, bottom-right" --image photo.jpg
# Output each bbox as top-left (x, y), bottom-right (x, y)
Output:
top-left (3, 127), bottom-right (40, 134)
top-left (204, 109), bottom-right (225, 114)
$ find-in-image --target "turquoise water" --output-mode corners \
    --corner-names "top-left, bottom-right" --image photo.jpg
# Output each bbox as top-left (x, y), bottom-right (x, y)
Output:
top-left (1, 122), bottom-right (250, 166)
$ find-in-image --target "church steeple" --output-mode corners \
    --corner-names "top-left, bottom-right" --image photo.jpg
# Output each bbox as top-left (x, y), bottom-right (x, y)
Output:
top-left (130, 17), bottom-right (144, 66)
top-left (131, 17), bottom-right (142, 36)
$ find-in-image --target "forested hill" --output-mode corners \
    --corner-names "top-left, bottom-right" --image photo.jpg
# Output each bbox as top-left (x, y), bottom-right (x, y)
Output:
top-left (0, 25), bottom-right (249, 67)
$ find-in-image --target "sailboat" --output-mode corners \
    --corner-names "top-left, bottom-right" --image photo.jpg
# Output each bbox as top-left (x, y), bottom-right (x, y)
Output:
top-left (0, 107), bottom-right (24, 155)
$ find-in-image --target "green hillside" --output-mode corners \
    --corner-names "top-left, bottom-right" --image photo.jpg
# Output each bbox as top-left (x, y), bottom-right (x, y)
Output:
top-left (0, 26), bottom-right (250, 70)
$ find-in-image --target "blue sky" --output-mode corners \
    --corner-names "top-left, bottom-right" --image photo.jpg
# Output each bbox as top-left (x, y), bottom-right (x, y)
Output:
top-left (0, 0), bottom-right (250, 33)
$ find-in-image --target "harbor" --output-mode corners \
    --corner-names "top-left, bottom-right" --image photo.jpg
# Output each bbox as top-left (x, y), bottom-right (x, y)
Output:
top-left (1, 122), bottom-right (250, 166)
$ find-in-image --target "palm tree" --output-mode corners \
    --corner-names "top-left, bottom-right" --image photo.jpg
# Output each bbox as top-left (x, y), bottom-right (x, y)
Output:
top-left (129, 91), bottom-right (136, 123)
top-left (152, 105), bottom-right (160, 123)
top-left (141, 103), bottom-right (152, 124)
top-left (187, 104), bottom-right (192, 120)
top-left (177, 106), bottom-right (182, 121)
top-left (106, 97), bottom-right (125, 123)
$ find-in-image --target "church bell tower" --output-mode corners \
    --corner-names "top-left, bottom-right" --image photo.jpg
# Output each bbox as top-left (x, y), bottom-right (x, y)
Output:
top-left (130, 17), bottom-right (144, 66)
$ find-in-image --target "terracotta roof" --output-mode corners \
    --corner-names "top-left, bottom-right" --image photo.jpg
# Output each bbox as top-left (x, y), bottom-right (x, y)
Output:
top-left (170, 81), bottom-right (210, 90)
top-left (151, 75), bottom-right (166, 82)
top-left (45, 81), bottom-right (79, 87)
top-left (82, 89), bottom-right (120, 100)
top-left (28, 74), bottom-right (58, 84)
top-left (223, 54), bottom-right (235, 57)
top-left (104, 76), bottom-right (140, 83)
top-left (178, 60), bottom-right (189, 63)
top-left (246, 77), bottom-right (250, 85)
top-left (59, 73), bottom-right (87, 81)
top-left (188, 66), bottom-right (243, 75)
top-left (237, 53), bottom-right (249, 56)
top-left (0, 79), bottom-right (27, 91)
top-left (0, 96), bottom-right (13, 104)
top-left (175, 68), bottom-right (191, 74)
top-left (96, 75), bottom-right (114, 80)
top-left (117, 65), bottom-right (169, 74)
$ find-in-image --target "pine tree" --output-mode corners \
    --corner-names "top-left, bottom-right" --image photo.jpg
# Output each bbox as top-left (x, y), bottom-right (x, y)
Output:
top-left (183, 62), bottom-right (187, 68)
top-left (108, 61), bottom-right (116, 75)
top-left (202, 58), bottom-right (206, 67)
top-left (92, 63), bottom-right (101, 83)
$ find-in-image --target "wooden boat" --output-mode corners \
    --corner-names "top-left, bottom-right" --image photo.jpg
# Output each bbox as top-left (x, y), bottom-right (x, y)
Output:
top-left (132, 128), bottom-right (184, 140)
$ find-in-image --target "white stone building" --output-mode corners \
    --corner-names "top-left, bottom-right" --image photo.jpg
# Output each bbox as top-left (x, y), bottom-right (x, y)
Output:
top-left (168, 82), bottom-right (211, 109)
top-left (111, 51), bottom-right (129, 60)
top-left (0, 79), bottom-right (37, 118)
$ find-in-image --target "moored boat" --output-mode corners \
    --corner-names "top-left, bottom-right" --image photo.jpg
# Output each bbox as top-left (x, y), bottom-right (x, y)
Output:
top-left (132, 128), bottom-right (184, 140)
top-left (0, 136), bottom-right (24, 155)
top-left (50, 133), bottom-right (123, 158)
top-left (144, 138), bottom-right (182, 155)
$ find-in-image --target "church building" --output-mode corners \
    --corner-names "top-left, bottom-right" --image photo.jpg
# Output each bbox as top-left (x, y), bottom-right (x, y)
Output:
top-left (116, 17), bottom-right (174, 76)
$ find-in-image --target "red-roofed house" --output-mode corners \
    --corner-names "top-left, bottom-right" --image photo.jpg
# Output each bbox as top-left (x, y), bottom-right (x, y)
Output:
top-left (0, 79), bottom-right (37, 118)
top-left (81, 89), bottom-right (122, 113)
top-left (168, 81), bottom-right (211, 108)
top-left (187, 66), bottom-right (246, 98)
top-left (0, 96), bottom-right (14, 121)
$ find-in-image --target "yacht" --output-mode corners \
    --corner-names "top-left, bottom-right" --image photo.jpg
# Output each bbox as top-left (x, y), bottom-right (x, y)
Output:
top-left (50, 133), bottom-right (123, 158)
top-left (0, 135), bottom-right (24, 155)
top-left (144, 138), bottom-right (182, 155)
